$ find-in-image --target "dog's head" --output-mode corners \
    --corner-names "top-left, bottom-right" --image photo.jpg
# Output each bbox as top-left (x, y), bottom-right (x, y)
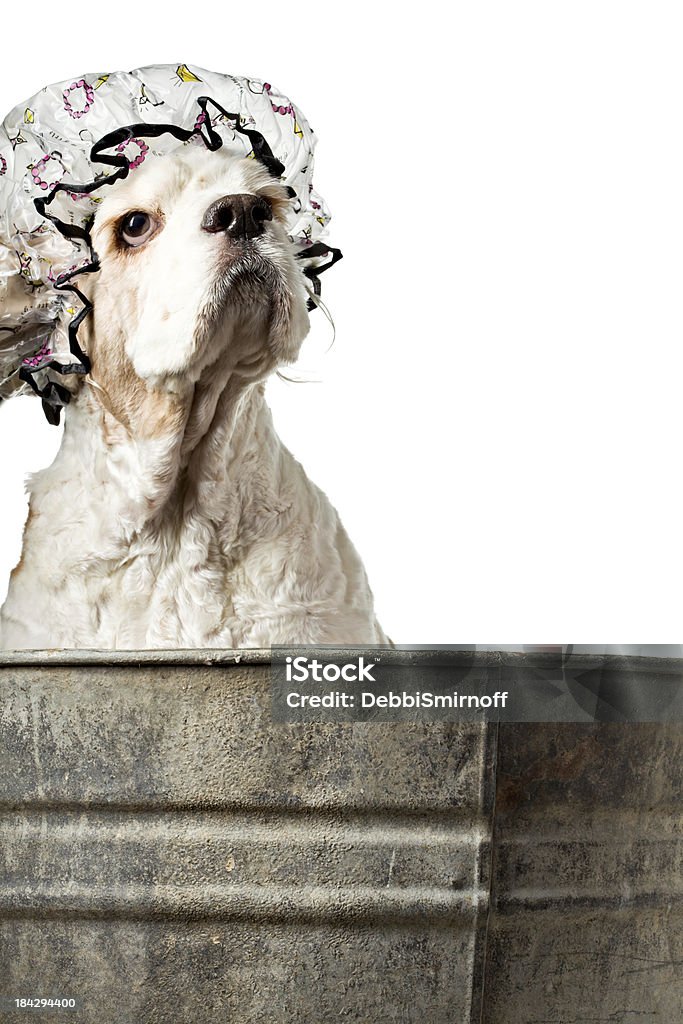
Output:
top-left (85, 146), bottom-right (310, 400)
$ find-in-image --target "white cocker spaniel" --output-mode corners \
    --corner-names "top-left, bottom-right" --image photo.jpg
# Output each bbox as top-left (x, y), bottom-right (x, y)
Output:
top-left (0, 148), bottom-right (387, 649)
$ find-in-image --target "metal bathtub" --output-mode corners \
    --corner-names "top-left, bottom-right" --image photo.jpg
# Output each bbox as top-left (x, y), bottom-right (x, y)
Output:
top-left (0, 650), bottom-right (680, 1022)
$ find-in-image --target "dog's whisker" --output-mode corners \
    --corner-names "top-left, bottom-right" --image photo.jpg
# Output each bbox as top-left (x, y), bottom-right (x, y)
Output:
top-left (84, 376), bottom-right (108, 396)
top-left (275, 370), bottom-right (321, 385)
top-left (307, 290), bottom-right (337, 352)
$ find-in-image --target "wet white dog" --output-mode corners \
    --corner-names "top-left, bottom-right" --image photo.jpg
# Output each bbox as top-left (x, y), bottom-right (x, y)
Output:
top-left (0, 148), bottom-right (386, 649)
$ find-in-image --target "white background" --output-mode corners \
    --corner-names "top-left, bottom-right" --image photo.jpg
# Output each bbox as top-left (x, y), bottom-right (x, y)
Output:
top-left (0, 2), bottom-right (681, 644)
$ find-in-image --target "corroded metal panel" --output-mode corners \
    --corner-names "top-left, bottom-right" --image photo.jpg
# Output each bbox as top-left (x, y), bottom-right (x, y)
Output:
top-left (0, 652), bottom-right (493, 1024)
top-left (483, 723), bottom-right (683, 1023)
top-left (0, 652), bottom-right (680, 1023)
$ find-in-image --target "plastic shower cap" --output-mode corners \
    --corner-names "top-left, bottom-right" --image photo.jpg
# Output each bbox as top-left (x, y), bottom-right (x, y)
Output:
top-left (0, 63), bottom-right (340, 421)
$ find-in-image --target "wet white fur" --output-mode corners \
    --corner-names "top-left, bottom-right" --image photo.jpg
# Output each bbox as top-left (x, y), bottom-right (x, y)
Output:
top-left (0, 147), bottom-right (386, 649)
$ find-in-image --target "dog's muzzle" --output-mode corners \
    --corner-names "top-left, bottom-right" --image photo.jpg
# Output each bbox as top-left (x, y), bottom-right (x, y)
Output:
top-left (201, 194), bottom-right (273, 240)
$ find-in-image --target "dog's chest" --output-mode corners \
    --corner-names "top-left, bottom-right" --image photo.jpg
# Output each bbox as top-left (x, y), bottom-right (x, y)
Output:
top-left (0, 397), bottom-right (384, 649)
top-left (2, 505), bottom-right (250, 649)
top-left (3, 491), bottom-right (320, 649)
top-left (112, 526), bottom-right (241, 647)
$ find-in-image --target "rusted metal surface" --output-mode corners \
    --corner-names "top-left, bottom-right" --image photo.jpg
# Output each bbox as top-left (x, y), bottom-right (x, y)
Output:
top-left (484, 722), bottom-right (683, 1023)
top-left (0, 651), bottom-right (680, 1022)
top-left (0, 652), bottom-right (493, 1023)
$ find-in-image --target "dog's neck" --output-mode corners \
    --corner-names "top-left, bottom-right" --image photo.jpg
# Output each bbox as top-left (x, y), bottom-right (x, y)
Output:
top-left (55, 360), bottom-right (277, 539)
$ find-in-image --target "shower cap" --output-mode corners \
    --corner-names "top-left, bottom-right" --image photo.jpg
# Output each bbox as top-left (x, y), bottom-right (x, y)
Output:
top-left (0, 63), bottom-right (341, 422)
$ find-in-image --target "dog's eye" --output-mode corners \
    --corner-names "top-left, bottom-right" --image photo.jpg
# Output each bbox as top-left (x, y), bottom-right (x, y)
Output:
top-left (119, 211), bottom-right (158, 248)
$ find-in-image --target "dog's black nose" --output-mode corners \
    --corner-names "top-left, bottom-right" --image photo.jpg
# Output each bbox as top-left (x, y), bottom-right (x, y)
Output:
top-left (201, 194), bottom-right (273, 239)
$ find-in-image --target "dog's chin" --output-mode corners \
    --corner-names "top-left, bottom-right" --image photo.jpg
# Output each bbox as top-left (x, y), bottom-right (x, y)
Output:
top-left (215, 257), bottom-right (278, 328)
top-left (196, 252), bottom-right (305, 374)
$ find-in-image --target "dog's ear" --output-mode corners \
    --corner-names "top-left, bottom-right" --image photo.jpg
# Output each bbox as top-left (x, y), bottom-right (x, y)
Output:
top-left (0, 236), bottom-right (85, 408)
top-left (0, 266), bottom-right (46, 399)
